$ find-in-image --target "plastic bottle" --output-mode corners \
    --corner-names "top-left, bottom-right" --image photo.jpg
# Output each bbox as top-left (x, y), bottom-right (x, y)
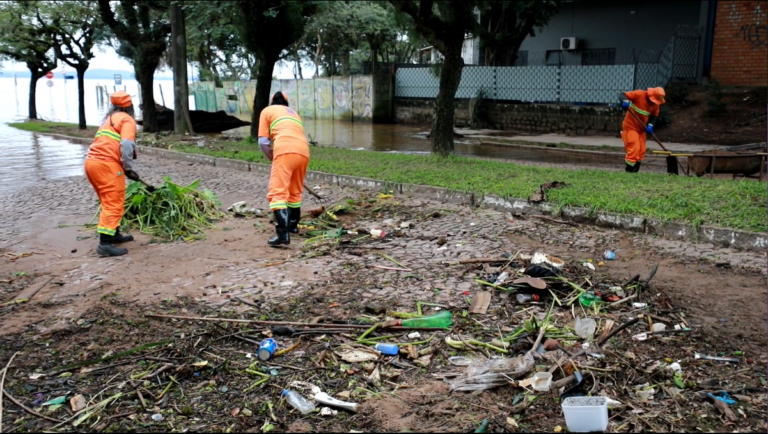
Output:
top-left (493, 272), bottom-right (509, 285)
top-left (399, 310), bottom-right (452, 328)
top-left (578, 292), bottom-right (602, 307)
top-left (282, 390), bottom-right (315, 414)
top-left (516, 293), bottom-right (540, 304)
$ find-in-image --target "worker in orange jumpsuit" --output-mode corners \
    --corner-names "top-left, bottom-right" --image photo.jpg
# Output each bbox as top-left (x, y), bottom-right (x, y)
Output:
top-left (619, 87), bottom-right (666, 172)
top-left (258, 91), bottom-right (310, 247)
top-left (84, 91), bottom-right (151, 256)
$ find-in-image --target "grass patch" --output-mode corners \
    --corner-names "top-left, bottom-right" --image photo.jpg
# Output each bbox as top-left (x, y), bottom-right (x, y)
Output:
top-left (170, 138), bottom-right (767, 233)
top-left (8, 119), bottom-right (97, 139)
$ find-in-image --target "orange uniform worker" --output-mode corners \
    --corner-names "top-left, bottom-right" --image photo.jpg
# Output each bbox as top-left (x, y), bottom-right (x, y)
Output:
top-left (619, 87), bottom-right (666, 173)
top-left (84, 91), bottom-right (151, 257)
top-left (258, 91), bottom-right (310, 247)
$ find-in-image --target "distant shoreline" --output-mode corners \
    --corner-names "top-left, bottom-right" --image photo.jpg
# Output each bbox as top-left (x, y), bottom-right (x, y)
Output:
top-left (0, 71), bottom-right (174, 81)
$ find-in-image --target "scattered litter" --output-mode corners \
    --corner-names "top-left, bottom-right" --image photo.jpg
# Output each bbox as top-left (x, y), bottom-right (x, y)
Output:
top-left (468, 291), bottom-right (491, 314)
top-left (603, 250), bottom-right (616, 260)
top-left (151, 414), bottom-right (164, 422)
top-left (531, 252), bottom-right (564, 269)
top-left (407, 332), bottom-right (421, 339)
top-left (582, 262), bottom-right (596, 271)
top-left (574, 317), bottom-right (596, 340)
top-left (532, 372), bottom-right (553, 392)
top-left (320, 407), bottom-right (338, 416)
top-left (446, 352), bottom-right (535, 392)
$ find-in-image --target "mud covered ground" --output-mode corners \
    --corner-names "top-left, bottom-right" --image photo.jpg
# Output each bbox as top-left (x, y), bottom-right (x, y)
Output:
top-left (0, 183), bottom-right (766, 433)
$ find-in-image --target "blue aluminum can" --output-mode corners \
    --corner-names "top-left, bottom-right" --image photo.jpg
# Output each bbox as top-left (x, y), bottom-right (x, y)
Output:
top-left (603, 250), bottom-right (616, 260)
top-left (257, 338), bottom-right (277, 361)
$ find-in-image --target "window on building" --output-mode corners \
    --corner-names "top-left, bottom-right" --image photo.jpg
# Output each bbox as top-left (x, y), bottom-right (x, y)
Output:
top-left (582, 48), bottom-right (616, 66)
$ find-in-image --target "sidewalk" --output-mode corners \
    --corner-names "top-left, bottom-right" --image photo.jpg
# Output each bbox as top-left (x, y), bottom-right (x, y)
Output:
top-left (454, 129), bottom-right (725, 153)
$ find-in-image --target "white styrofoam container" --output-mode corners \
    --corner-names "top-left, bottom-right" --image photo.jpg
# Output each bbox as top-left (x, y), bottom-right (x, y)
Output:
top-left (562, 396), bottom-right (608, 433)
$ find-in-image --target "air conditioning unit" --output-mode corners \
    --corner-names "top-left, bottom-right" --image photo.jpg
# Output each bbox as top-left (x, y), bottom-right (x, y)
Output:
top-left (560, 37), bottom-right (578, 50)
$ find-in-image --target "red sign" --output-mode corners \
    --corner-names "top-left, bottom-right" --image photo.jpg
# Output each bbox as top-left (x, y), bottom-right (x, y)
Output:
top-left (45, 71), bottom-right (54, 79)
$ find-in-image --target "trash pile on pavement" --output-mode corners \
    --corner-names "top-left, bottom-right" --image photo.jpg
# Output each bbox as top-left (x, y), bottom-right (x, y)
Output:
top-left (1, 196), bottom-right (765, 433)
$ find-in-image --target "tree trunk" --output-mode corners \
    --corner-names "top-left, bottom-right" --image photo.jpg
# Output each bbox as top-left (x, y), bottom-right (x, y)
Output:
top-left (170, 2), bottom-right (189, 135)
top-left (136, 63), bottom-right (160, 132)
top-left (27, 70), bottom-right (40, 120)
top-left (250, 52), bottom-right (279, 138)
top-left (76, 67), bottom-right (88, 129)
top-left (430, 44), bottom-right (464, 156)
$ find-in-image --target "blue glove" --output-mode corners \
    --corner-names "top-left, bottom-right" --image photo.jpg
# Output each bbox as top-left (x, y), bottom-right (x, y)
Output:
top-left (621, 100), bottom-right (630, 111)
top-left (646, 124), bottom-right (654, 134)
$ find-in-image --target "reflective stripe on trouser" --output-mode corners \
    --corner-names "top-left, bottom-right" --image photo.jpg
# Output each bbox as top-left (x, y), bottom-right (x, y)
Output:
top-left (267, 153), bottom-right (309, 211)
top-left (84, 159), bottom-right (126, 236)
top-left (620, 129), bottom-right (647, 165)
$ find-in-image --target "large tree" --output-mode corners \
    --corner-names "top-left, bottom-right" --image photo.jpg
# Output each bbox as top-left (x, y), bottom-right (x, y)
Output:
top-left (0, 1), bottom-right (58, 120)
top-left (43, 0), bottom-right (106, 129)
top-left (389, 1), bottom-right (478, 156)
top-left (478, 1), bottom-right (561, 66)
top-left (184, 1), bottom-right (253, 84)
top-left (97, 0), bottom-right (171, 132)
top-left (234, 0), bottom-right (318, 137)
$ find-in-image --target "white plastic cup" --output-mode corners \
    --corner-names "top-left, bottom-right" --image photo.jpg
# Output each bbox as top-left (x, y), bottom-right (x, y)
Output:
top-left (651, 323), bottom-right (667, 332)
top-left (370, 229), bottom-right (385, 238)
top-left (562, 396), bottom-right (609, 433)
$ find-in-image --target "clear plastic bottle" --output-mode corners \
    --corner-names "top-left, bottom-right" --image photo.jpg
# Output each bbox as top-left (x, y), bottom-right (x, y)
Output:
top-left (516, 293), bottom-right (540, 304)
top-left (282, 390), bottom-right (315, 414)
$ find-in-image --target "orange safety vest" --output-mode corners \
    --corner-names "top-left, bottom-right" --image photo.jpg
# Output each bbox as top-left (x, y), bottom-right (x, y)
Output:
top-left (86, 111), bottom-right (137, 164)
top-left (257, 105), bottom-right (310, 159)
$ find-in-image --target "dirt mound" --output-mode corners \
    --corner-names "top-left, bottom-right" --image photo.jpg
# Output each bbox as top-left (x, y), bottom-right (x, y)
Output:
top-left (659, 83), bottom-right (767, 146)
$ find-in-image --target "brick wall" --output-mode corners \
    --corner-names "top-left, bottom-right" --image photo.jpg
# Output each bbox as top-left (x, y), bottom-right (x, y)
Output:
top-left (395, 99), bottom-right (624, 136)
top-left (711, 1), bottom-right (768, 87)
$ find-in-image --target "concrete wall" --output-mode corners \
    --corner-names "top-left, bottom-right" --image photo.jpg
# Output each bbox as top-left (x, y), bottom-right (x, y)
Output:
top-left (519, 0), bottom-right (706, 56)
top-left (395, 98), bottom-right (624, 136)
top-left (710, 0), bottom-right (768, 86)
top-left (189, 75), bottom-right (393, 123)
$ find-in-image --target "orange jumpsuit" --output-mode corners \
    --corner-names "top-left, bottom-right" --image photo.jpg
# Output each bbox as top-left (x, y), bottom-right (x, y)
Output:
top-left (258, 105), bottom-right (310, 211)
top-left (84, 112), bottom-right (137, 236)
top-left (621, 89), bottom-right (660, 166)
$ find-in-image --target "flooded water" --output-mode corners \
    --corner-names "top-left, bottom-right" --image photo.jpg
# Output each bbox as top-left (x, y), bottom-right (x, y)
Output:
top-left (0, 75), bottom-right (612, 196)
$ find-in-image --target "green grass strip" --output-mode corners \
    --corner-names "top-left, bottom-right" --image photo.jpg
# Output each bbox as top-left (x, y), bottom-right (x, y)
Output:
top-left (170, 140), bottom-right (766, 233)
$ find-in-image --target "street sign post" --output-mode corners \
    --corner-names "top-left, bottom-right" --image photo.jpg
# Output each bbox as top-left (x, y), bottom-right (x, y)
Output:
top-left (114, 74), bottom-right (122, 86)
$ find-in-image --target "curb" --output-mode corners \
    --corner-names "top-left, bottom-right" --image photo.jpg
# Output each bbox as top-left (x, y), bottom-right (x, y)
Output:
top-left (134, 145), bottom-right (767, 253)
top-left (19, 129), bottom-right (766, 253)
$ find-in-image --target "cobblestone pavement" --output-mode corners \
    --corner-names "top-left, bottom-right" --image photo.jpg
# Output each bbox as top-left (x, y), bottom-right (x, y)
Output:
top-left (0, 154), bottom-right (765, 336)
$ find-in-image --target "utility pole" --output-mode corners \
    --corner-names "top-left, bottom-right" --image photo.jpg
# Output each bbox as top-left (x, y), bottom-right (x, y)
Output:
top-left (170, 1), bottom-right (193, 134)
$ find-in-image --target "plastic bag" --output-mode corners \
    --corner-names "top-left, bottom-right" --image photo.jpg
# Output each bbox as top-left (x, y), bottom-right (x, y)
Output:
top-left (574, 317), bottom-right (597, 340)
top-left (446, 352), bottom-right (534, 392)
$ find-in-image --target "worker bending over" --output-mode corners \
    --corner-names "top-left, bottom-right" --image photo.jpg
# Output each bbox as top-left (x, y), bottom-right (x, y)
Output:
top-left (258, 92), bottom-right (310, 247)
top-left (619, 87), bottom-right (665, 172)
top-left (84, 91), bottom-right (149, 256)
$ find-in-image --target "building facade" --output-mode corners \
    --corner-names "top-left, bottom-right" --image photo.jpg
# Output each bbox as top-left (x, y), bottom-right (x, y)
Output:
top-left (709, 0), bottom-right (767, 86)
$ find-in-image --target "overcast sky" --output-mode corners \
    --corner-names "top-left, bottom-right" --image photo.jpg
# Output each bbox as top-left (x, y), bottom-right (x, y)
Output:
top-left (4, 46), bottom-right (296, 79)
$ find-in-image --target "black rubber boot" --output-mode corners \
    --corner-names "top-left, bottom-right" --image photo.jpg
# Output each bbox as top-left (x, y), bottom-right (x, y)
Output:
top-left (103, 228), bottom-right (134, 244)
top-left (288, 207), bottom-right (301, 234)
top-left (633, 161), bottom-right (643, 173)
top-left (625, 162), bottom-right (635, 173)
top-left (268, 208), bottom-right (291, 247)
top-left (96, 233), bottom-right (128, 257)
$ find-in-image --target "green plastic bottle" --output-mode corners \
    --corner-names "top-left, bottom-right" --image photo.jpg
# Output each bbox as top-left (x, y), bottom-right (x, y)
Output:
top-left (399, 310), bottom-right (453, 329)
top-left (579, 292), bottom-right (602, 307)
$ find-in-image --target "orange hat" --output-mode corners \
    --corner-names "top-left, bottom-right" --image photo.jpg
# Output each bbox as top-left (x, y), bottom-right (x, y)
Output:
top-left (110, 91), bottom-right (132, 108)
top-left (272, 91), bottom-right (289, 105)
top-left (647, 87), bottom-right (666, 105)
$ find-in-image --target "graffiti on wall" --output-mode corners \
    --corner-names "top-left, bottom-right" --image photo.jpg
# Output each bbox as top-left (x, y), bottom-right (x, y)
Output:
top-left (297, 80), bottom-right (315, 119)
top-left (189, 76), bottom-right (377, 122)
top-left (351, 76), bottom-right (373, 120)
top-left (739, 24), bottom-right (767, 48)
top-left (729, 2), bottom-right (767, 49)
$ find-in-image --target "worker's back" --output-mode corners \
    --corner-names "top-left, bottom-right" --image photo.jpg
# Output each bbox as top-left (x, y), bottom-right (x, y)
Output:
top-left (258, 105), bottom-right (309, 159)
top-left (87, 112), bottom-right (136, 164)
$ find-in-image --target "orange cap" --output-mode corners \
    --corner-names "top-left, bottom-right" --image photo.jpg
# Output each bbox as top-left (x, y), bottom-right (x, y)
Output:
top-left (272, 91), bottom-right (289, 105)
top-left (647, 87), bottom-right (666, 105)
top-left (110, 91), bottom-right (132, 108)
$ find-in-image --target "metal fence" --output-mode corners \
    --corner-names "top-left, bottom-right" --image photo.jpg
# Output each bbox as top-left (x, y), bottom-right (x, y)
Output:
top-left (396, 26), bottom-right (701, 104)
